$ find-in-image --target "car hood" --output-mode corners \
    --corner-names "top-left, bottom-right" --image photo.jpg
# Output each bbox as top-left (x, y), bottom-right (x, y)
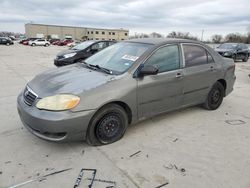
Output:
top-left (215, 48), bottom-right (234, 53)
top-left (28, 63), bottom-right (115, 98)
top-left (57, 49), bottom-right (80, 56)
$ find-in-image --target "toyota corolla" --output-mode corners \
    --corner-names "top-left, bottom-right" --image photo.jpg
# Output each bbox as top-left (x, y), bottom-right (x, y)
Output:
top-left (17, 38), bottom-right (236, 145)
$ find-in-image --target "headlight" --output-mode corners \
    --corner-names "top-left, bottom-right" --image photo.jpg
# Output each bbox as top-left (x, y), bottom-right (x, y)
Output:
top-left (36, 94), bottom-right (80, 111)
top-left (224, 52), bottom-right (231, 56)
top-left (63, 53), bottom-right (76, 58)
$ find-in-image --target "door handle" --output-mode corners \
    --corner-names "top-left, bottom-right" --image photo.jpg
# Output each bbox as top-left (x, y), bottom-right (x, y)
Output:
top-left (176, 72), bottom-right (184, 78)
top-left (210, 66), bottom-right (215, 71)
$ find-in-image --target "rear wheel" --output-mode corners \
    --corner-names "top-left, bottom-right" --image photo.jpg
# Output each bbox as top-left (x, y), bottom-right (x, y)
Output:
top-left (87, 104), bottom-right (128, 146)
top-left (203, 82), bottom-right (225, 110)
top-left (6, 43), bottom-right (10, 46)
top-left (45, 43), bottom-right (49, 47)
top-left (243, 54), bottom-right (249, 62)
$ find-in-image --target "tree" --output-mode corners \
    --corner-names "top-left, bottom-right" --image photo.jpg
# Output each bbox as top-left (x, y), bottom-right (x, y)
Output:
top-left (211, 34), bottom-right (223, 43)
top-left (166, 31), bottom-right (198, 41)
top-left (149, 32), bottom-right (163, 38)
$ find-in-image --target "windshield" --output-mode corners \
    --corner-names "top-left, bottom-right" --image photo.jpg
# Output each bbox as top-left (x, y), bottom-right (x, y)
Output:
top-left (218, 43), bottom-right (237, 49)
top-left (85, 42), bottom-right (152, 74)
top-left (72, 41), bottom-right (95, 50)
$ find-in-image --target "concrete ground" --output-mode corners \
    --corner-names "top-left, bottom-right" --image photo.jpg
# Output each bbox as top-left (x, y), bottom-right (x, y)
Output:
top-left (0, 43), bottom-right (250, 188)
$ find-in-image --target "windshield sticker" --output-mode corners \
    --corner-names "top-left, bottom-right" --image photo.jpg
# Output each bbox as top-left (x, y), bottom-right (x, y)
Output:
top-left (122, 55), bottom-right (139, 62)
top-left (124, 62), bottom-right (130, 66)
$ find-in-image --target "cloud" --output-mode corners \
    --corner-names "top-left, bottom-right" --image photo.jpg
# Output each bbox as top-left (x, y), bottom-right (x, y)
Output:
top-left (0, 0), bottom-right (249, 39)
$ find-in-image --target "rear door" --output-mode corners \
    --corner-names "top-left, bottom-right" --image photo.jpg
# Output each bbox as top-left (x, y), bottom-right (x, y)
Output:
top-left (37, 39), bottom-right (45, 46)
top-left (181, 44), bottom-right (220, 107)
top-left (137, 44), bottom-right (184, 119)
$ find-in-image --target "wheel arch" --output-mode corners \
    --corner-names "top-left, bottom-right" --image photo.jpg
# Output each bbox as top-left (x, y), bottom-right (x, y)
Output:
top-left (92, 101), bottom-right (133, 125)
top-left (217, 79), bottom-right (227, 96)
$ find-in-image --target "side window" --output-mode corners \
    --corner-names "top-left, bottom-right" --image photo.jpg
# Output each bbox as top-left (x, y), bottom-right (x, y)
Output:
top-left (183, 45), bottom-right (208, 67)
top-left (145, 45), bottom-right (180, 73)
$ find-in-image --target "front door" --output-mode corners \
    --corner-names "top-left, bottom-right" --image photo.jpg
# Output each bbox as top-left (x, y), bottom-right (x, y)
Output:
top-left (137, 44), bottom-right (184, 119)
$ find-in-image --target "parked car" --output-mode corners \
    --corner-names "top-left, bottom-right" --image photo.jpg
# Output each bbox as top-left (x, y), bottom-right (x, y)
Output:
top-left (29, 39), bottom-right (50, 47)
top-left (0, 37), bottom-right (14, 45)
top-left (17, 38), bottom-right (236, 145)
top-left (21, 38), bottom-right (40, 45)
top-left (49, 39), bottom-right (60, 45)
top-left (57, 39), bottom-right (74, 46)
top-left (67, 41), bottom-right (81, 48)
top-left (54, 40), bottom-right (115, 66)
top-left (215, 43), bottom-right (249, 62)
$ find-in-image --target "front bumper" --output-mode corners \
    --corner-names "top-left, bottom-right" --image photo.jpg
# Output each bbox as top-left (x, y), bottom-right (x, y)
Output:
top-left (54, 58), bottom-right (74, 67)
top-left (17, 93), bottom-right (96, 142)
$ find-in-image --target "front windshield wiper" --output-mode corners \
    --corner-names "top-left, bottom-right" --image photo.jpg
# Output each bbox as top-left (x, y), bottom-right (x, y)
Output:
top-left (81, 61), bottom-right (113, 75)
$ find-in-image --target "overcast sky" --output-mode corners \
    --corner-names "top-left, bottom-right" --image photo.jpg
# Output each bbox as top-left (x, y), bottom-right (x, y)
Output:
top-left (0, 0), bottom-right (250, 40)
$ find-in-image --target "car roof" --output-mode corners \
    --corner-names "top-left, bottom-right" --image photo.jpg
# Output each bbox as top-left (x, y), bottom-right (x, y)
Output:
top-left (126, 38), bottom-right (201, 45)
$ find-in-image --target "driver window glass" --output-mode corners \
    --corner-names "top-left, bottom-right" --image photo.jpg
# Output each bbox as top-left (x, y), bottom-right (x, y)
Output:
top-left (145, 45), bottom-right (180, 73)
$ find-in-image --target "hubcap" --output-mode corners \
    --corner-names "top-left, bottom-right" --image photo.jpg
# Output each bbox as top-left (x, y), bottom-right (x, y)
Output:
top-left (96, 113), bottom-right (122, 143)
top-left (211, 89), bottom-right (221, 104)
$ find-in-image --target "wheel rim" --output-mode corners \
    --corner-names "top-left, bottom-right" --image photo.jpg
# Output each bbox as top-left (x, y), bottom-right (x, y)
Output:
top-left (210, 88), bottom-right (221, 105)
top-left (96, 113), bottom-right (123, 143)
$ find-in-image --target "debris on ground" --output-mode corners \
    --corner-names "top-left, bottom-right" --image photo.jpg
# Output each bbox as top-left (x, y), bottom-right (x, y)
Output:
top-left (155, 182), bottom-right (169, 188)
top-left (81, 150), bottom-right (85, 155)
top-left (74, 168), bottom-right (117, 188)
top-left (74, 168), bottom-right (96, 188)
top-left (5, 161), bottom-right (11, 164)
top-left (0, 171), bottom-right (2, 175)
top-left (163, 164), bottom-right (186, 176)
top-left (129, 151), bottom-right (141, 157)
top-left (173, 138), bottom-right (178, 142)
top-left (7, 168), bottom-right (72, 188)
top-left (87, 178), bottom-right (116, 186)
top-left (225, 119), bottom-right (246, 125)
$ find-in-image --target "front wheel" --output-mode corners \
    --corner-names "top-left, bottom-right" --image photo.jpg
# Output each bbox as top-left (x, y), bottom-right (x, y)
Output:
top-left (243, 54), bottom-right (249, 62)
top-left (45, 43), bottom-right (49, 47)
top-left (32, 43), bottom-right (35, 46)
top-left (87, 104), bottom-right (128, 146)
top-left (203, 82), bottom-right (225, 110)
top-left (6, 43), bottom-right (10, 46)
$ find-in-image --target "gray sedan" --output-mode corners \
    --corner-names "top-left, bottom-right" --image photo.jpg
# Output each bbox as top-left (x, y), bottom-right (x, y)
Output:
top-left (17, 38), bottom-right (236, 145)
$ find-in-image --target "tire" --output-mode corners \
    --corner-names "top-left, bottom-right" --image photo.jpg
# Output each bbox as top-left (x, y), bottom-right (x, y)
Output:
top-left (32, 43), bottom-right (35, 46)
top-left (45, 43), bottom-right (49, 47)
top-left (87, 104), bottom-right (128, 146)
top-left (6, 43), bottom-right (10, 46)
top-left (243, 54), bottom-right (249, 62)
top-left (203, 82), bottom-right (225, 110)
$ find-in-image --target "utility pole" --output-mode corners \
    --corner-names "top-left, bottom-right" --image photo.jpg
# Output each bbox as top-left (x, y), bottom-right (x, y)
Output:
top-left (201, 29), bottom-right (204, 42)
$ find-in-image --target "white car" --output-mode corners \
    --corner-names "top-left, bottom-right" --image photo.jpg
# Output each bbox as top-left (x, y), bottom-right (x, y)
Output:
top-left (29, 39), bottom-right (50, 47)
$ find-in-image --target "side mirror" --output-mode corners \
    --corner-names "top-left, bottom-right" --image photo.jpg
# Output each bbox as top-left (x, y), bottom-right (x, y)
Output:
top-left (139, 65), bottom-right (158, 77)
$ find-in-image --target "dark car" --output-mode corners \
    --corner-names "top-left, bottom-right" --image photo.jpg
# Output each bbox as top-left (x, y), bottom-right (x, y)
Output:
top-left (215, 43), bottom-right (249, 62)
top-left (0, 37), bottom-right (14, 45)
top-left (17, 38), bottom-right (236, 145)
top-left (54, 40), bottom-right (116, 66)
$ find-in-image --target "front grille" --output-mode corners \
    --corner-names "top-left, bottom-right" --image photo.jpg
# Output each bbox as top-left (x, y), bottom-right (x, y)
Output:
top-left (23, 86), bottom-right (38, 106)
top-left (56, 55), bottom-right (64, 60)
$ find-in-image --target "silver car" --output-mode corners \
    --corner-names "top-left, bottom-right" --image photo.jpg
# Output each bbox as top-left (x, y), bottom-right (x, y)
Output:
top-left (17, 38), bottom-right (236, 145)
